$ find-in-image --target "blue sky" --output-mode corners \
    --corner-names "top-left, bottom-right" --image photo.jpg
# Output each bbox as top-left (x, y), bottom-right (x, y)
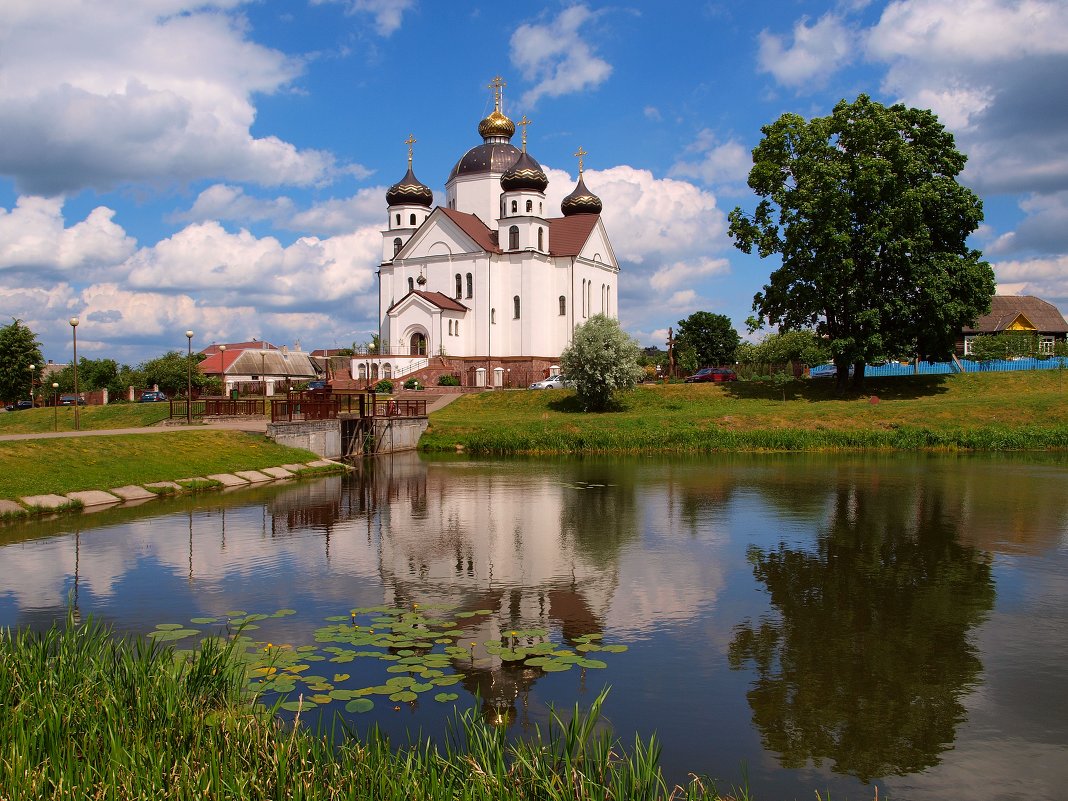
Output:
top-left (2, 0), bottom-right (1066, 365)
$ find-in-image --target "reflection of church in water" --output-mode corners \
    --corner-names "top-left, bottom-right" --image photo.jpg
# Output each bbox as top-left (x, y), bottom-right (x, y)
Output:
top-left (266, 454), bottom-right (628, 724)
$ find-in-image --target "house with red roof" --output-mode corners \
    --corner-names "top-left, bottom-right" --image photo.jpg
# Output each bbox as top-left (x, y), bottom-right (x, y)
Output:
top-left (198, 340), bottom-right (319, 395)
top-left (368, 79), bottom-right (620, 388)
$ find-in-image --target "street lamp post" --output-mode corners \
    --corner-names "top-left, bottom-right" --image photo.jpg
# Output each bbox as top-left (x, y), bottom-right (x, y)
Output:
top-left (29, 364), bottom-right (35, 404)
top-left (218, 345), bottom-right (226, 398)
top-left (52, 382), bottom-right (59, 431)
top-left (69, 318), bottom-right (80, 430)
top-left (186, 330), bottom-right (194, 424)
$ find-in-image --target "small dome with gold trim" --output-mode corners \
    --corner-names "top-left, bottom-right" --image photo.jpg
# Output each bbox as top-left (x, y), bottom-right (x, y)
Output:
top-left (561, 174), bottom-right (602, 216)
top-left (478, 109), bottom-right (515, 141)
top-left (501, 150), bottom-right (548, 192)
top-left (386, 166), bottom-right (433, 208)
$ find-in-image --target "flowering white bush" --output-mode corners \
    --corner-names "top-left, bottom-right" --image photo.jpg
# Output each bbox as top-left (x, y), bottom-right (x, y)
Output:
top-left (560, 315), bottom-right (643, 410)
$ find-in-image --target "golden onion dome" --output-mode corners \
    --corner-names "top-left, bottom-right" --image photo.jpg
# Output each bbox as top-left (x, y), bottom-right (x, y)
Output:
top-left (478, 110), bottom-right (515, 141)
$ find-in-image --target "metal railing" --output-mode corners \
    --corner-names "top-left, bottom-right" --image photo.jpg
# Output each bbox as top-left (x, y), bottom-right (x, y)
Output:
top-left (169, 397), bottom-right (266, 419)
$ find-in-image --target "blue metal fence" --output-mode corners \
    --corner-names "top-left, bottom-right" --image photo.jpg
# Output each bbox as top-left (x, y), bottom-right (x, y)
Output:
top-left (810, 356), bottom-right (1068, 379)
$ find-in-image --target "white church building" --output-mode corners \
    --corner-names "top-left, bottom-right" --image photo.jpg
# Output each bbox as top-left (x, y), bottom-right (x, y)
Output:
top-left (357, 77), bottom-right (620, 389)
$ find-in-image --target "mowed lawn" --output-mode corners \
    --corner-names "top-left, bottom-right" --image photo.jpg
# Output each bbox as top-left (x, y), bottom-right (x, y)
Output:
top-left (0, 431), bottom-right (317, 499)
top-left (421, 370), bottom-right (1068, 453)
top-left (0, 402), bottom-right (171, 434)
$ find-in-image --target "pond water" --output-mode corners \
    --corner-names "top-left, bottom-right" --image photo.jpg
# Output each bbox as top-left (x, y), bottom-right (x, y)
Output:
top-left (2, 452), bottom-right (1067, 800)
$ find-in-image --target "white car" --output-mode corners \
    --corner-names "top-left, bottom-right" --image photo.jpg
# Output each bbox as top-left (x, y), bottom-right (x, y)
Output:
top-left (529, 375), bottom-right (570, 389)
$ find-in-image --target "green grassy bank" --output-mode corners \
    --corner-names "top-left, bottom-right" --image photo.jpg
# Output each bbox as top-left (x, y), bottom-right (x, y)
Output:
top-left (0, 430), bottom-right (318, 499)
top-left (422, 371), bottom-right (1068, 454)
top-left (1, 615), bottom-right (739, 801)
top-left (0, 401), bottom-right (171, 434)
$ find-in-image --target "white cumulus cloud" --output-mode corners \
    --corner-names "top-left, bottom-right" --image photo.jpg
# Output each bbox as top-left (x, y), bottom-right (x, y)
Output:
top-left (758, 14), bottom-right (855, 89)
top-left (511, 5), bottom-right (613, 107)
top-left (310, 0), bottom-right (416, 36)
top-left (0, 1), bottom-right (341, 195)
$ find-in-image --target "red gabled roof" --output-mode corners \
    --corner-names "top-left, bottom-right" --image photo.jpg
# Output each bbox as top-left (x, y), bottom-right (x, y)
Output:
top-left (548, 214), bottom-right (599, 257)
top-left (310, 348), bottom-right (347, 357)
top-left (197, 349), bottom-right (241, 375)
top-left (387, 290), bottom-right (469, 315)
top-left (440, 207), bottom-right (502, 254)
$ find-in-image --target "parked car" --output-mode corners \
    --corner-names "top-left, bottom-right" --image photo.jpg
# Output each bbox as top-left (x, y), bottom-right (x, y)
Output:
top-left (529, 375), bottom-right (571, 389)
top-left (305, 380), bottom-right (327, 391)
top-left (4, 400), bottom-right (34, 411)
top-left (684, 367), bottom-right (738, 383)
top-left (139, 391), bottom-right (168, 402)
top-left (59, 395), bottom-right (87, 406)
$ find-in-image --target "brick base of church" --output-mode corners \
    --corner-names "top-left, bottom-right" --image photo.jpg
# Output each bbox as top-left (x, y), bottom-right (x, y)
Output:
top-left (412, 356), bottom-right (560, 389)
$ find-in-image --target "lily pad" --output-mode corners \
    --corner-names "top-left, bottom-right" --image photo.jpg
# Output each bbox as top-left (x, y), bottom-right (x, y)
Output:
top-left (346, 699), bottom-right (375, 713)
top-left (154, 623), bottom-right (185, 630)
top-left (148, 628), bottom-right (199, 642)
top-left (190, 617), bottom-right (217, 624)
top-left (576, 658), bottom-right (607, 669)
top-left (388, 690), bottom-right (418, 703)
top-left (279, 700), bottom-right (317, 712)
top-left (333, 673), bottom-right (350, 683)
top-left (272, 609), bottom-right (297, 617)
top-left (225, 610), bottom-right (247, 617)
top-left (434, 693), bottom-right (459, 703)
top-left (601, 644), bottom-right (628, 653)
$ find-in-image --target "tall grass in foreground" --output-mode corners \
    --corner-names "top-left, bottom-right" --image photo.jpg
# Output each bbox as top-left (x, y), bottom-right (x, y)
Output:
top-left (451, 424), bottom-right (1068, 455)
top-left (1, 615), bottom-right (741, 800)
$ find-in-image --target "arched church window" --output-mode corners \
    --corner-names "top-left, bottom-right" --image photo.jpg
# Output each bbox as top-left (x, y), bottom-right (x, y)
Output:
top-left (393, 238), bottom-right (402, 256)
top-left (508, 225), bottom-right (519, 250)
top-left (513, 295), bottom-right (521, 319)
top-left (537, 228), bottom-right (543, 251)
top-left (466, 273), bottom-right (473, 298)
top-left (371, 363), bottom-right (379, 380)
top-left (511, 200), bottom-right (517, 214)
top-left (455, 273), bottom-right (462, 299)
top-left (395, 214), bottom-right (401, 226)
top-left (410, 333), bottom-right (427, 356)
top-left (383, 364), bottom-right (392, 379)
top-left (358, 363), bottom-right (366, 380)
top-left (448, 320), bottom-right (453, 336)
top-left (408, 277), bottom-right (414, 293)
top-left (559, 295), bottom-right (566, 316)
top-left (491, 308), bottom-right (496, 324)
top-left (409, 213), bottom-right (417, 226)
top-left (525, 199), bottom-right (532, 213)
top-left (455, 320), bottom-right (460, 336)
top-left (539, 202), bottom-right (543, 214)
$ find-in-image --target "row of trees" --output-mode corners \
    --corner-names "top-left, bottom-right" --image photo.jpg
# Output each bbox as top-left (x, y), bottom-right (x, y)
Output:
top-left (0, 319), bottom-right (219, 403)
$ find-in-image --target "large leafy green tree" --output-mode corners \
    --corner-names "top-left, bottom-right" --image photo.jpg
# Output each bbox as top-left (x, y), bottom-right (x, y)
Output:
top-left (728, 95), bottom-right (995, 391)
top-left (560, 314), bottom-right (642, 411)
top-left (675, 311), bottom-right (740, 368)
top-left (140, 351), bottom-right (206, 396)
top-left (0, 318), bottom-right (44, 404)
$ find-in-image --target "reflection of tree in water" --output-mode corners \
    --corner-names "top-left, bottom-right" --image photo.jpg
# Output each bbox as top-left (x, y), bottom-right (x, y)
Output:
top-left (559, 463), bottom-right (639, 563)
top-left (728, 480), bottom-right (996, 782)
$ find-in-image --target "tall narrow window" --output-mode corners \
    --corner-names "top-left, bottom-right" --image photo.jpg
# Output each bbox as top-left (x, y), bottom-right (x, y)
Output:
top-left (508, 225), bottom-right (519, 250)
top-left (559, 295), bottom-right (566, 316)
top-left (408, 277), bottom-right (414, 293)
top-left (511, 200), bottom-right (517, 214)
top-left (448, 320), bottom-right (453, 336)
top-left (409, 213), bottom-right (417, 226)
top-left (393, 238), bottom-right (402, 256)
top-left (491, 308), bottom-right (496, 324)
top-left (455, 321), bottom-right (460, 336)
top-left (395, 213), bottom-right (401, 225)
top-left (537, 227), bottom-right (543, 251)
top-left (466, 273), bottom-right (473, 298)
top-left (371, 364), bottom-right (379, 380)
top-left (455, 273), bottom-right (462, 299)
top-left (525, 199), bottom-right (533, 213)
top-left (513, 295), bottom-right (521, 319)
top-left (581, 279), bottom-right (586, 317)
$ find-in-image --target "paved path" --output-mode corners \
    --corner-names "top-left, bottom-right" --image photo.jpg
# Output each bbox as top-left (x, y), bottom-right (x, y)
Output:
top-left (0, 417), bottom-right (268, 442)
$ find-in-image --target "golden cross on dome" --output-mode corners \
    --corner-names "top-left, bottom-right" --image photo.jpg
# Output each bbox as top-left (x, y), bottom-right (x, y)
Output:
top-left (405, 133), bottom-right (416, 167)
top-left (488, 75), bottom-right (506, 111)
top-left (574, 145), bottom-right (588, 174)
top-left (518, 116), bottom-right (531, 151)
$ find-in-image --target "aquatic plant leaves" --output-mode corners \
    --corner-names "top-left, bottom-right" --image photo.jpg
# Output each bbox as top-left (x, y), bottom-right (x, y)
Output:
top-left (434, 693), bottom-right (459, 703)
top-left (345, 699), bottom-right (374, 713)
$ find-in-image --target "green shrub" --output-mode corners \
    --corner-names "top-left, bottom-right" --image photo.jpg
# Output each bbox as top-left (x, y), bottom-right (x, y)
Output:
top-left (374, 379), bottom-right (393, 393)
top-left (404, 378), bottom-right (421, 390)
top-left (438, 374), bottom-right (461, 386)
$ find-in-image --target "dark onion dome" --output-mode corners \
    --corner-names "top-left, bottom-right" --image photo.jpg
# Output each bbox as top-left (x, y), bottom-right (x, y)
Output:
top-left (385, 166), bottom-right (433, 207)
top-left (500, 150), bottom-right (548, 193)
top-left (560, 173), bottom-right (602, 215)
top-left (448, 142), bottom-right (522, 182)
top-left (478, 109), bottom-right (516, 140)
